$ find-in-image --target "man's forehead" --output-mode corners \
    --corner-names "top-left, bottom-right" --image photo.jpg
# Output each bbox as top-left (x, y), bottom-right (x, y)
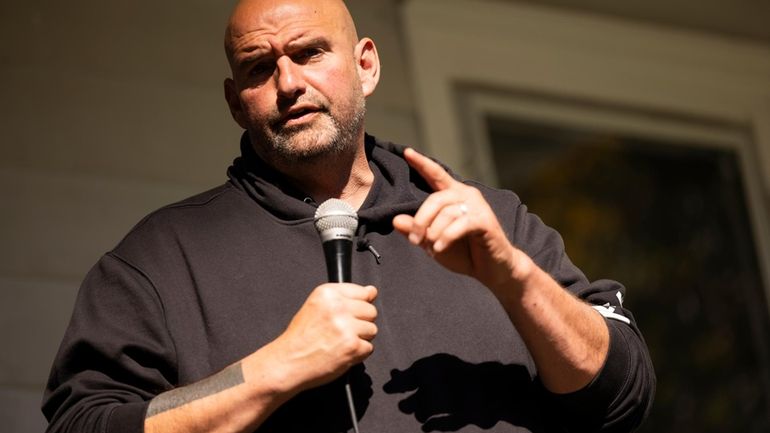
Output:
top-left (227, 0), bottom-right (352, 36)
top-left (230, 17), bottom-right (323, 49)
top-left (225, 0), bottom-right (356, 60)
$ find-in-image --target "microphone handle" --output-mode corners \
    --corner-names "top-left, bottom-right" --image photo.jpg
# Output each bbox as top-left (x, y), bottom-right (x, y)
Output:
top-left (323, 239), bottom-right (352, 283)
top-left (321, 237), bottom-right (360, 433)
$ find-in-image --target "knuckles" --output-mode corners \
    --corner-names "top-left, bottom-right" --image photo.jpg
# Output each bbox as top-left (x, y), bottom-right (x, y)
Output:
top-left (295, 283), bottom-right (378, 361)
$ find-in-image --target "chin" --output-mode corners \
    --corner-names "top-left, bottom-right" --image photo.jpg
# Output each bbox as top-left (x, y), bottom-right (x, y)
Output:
top-left (272, 128), bottom-right (349, 162)
top-left (252, 109), bottom-right (364, 163)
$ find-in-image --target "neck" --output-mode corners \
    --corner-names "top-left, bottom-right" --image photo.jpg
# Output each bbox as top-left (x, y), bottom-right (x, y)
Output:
top-left (257, 138), bottom-right (374, 210)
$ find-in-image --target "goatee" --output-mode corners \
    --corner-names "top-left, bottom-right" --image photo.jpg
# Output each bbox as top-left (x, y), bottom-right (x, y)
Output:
top-left (259, 98), bottom-right (366, 164)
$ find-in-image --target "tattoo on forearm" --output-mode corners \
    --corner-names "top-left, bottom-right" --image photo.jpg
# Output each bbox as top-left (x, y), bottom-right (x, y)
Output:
top-left (146, 362), bottom-right (245, 418)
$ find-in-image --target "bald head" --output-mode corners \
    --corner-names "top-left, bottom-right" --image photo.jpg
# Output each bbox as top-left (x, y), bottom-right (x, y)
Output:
top-left (221, 0), bottom-right (381, 174)
top-left (224, 0), bottom-right (359, 69)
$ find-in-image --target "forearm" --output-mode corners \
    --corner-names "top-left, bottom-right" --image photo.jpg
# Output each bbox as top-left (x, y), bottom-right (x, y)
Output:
top-left (492, 248), bottom-right (610, 394)
top-left (144, 343), bottom-right (298, 433)
top-left (144, 282), bottom-right (377, 433)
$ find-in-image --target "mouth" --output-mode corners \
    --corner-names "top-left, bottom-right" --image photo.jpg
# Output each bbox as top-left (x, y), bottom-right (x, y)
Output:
top-left (279, 105), bottom-right (323, 126)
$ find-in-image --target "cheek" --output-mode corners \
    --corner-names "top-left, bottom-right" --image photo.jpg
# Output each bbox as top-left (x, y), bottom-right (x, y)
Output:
top-left (240, 88), bottom-right (273, 116)
top-left (308, 63), bottom-right (360, 99)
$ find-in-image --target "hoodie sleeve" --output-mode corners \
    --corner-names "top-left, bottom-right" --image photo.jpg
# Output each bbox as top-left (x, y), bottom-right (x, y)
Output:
top-left (483, 185), bottom-right (656, 432)
top-left (42, 253), bottom-right (177, 433)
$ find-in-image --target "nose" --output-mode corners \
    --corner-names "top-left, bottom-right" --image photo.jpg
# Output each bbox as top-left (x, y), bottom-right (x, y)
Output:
top-left (275, 56), bottom-right (306, 99)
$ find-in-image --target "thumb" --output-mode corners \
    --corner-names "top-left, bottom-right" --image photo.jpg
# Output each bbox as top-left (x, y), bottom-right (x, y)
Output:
top-left (392, 214), bottom-right (414, 237)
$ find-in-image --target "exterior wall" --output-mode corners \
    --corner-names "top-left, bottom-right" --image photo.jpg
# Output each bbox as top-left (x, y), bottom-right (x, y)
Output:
top-left (0, 1), bottom-right (417, 430)
top-left (346, 1), bottom-right (422, 148)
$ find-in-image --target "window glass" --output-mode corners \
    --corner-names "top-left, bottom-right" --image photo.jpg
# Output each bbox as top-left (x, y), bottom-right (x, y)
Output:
top-left (488, 116), bottom-right (770, 433)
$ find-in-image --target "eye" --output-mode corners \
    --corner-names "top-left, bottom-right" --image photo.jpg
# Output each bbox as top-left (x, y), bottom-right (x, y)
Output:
top-left (294, 48), bottom-right (323, 63)
top-left (249, 61), bottom-right (275, 78)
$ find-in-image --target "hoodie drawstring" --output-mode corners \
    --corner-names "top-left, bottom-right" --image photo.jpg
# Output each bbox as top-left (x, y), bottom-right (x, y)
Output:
top-left (356, 223), bottom-right (382, 264)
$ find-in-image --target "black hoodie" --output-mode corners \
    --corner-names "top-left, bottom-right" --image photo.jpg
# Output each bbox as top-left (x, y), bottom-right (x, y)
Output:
top-left (43, 134), bottom-right (655, 433)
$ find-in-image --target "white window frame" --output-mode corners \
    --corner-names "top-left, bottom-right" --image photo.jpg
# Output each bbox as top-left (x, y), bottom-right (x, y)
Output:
top-left (402, 0), bottom-right (770, 311)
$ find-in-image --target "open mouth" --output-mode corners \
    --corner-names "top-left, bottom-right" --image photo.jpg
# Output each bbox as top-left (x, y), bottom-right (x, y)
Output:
top-left (272, 104), bottom-right (326, 131)
top-left (284, 108), bottom-right (316, 121)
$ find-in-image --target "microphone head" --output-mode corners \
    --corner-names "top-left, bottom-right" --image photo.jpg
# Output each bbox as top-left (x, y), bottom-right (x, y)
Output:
top-left (314, 198), bottom-right (358, 242)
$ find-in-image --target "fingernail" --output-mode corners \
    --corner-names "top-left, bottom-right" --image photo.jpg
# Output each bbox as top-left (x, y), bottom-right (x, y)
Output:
top-left (409, 233), bottom-right (420, 244)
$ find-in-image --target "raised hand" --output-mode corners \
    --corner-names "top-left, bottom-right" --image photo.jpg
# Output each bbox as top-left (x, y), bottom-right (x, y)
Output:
top-left (392, 148), bottom-right (526, 292)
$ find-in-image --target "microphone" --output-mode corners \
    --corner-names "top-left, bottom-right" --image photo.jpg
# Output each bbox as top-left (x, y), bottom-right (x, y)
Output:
top-left (314, 198), bottom-right (358, 283)
top-left (313, 198), bottom-right (361, 433)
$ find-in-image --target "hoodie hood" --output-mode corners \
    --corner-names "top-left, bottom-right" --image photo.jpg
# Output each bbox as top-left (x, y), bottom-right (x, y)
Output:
top-left (227, 132), bottom-right (432, 231)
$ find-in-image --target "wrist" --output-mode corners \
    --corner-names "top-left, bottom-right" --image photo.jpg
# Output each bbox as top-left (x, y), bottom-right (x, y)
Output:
top-left (489, 247), bottom-right (537, 303)
top-left (241, 341), bottom-right (303, 404)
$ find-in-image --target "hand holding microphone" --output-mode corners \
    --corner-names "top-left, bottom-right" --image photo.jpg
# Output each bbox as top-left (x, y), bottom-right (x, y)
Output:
top-left (266, 199), bottom-right (377, 431)
top-left (277, 280), bottom-right (377, 388)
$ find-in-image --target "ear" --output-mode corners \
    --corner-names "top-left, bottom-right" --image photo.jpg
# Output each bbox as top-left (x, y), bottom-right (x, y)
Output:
top-left (224, 78), bottom-right (248, 129)
top-left (354, 38), bottom-right (380, 97)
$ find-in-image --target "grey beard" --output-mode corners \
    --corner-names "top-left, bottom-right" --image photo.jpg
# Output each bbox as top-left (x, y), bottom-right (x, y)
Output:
top-left (268, 102), bottom-right (366, 164)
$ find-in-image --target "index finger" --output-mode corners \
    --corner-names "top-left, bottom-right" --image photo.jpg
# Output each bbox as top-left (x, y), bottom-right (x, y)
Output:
top-left (403, 148), bottom-right (458, 191)
top-left (335, 283), bottom-right (378, 303)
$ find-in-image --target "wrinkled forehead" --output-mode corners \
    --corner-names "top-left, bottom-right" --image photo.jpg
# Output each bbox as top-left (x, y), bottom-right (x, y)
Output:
top-left (225, 0), bottom-right (358, 60)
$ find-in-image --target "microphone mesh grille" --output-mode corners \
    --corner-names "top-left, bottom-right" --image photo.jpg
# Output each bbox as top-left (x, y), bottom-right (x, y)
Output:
top-left (314, 198), bottom-right (358, 233)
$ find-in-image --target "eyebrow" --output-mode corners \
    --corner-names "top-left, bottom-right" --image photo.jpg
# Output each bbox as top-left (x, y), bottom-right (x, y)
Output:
top-left (233, 40), bottom-right (271, 64)
top-left (238, 51), bottom-right (269, 66)
top-left (285, 36), bottom-right (330, 51)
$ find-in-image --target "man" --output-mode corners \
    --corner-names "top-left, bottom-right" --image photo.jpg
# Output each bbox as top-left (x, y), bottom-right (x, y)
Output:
top-left (43, 0), bottom-right (655, 432)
